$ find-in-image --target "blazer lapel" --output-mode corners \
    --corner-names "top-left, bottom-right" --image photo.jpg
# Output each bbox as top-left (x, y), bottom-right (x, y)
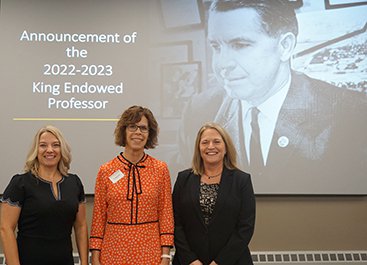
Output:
top-left (189, 172), bottom-right (207, 229)
top-left (267, 72), bottom-right (314, 168)
top-left (209, 167), bottom-right (233, 224)
top-left (214, 97), bottom-right (250, 171)
top-left (268, 72), bottom-right (333, 168)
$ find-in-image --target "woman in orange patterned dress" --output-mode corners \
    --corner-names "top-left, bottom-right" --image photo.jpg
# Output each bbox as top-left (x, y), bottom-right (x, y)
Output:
top-left (89, 105), bottom-right (174, 265)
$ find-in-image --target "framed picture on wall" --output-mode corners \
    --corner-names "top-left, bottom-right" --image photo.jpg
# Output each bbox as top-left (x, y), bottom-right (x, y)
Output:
top-left (161, 62), bottom-right (201, 118)
top-left (159, 0), bottom-right (204, 29)
top-left (325, 0), bottom-right (367, 9)
top-left (150, 41), bottom-right (193, 65)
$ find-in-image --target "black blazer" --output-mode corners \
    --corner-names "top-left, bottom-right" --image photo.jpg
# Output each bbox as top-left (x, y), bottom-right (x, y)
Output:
top-left (172, 167), bottom-right (255, 265)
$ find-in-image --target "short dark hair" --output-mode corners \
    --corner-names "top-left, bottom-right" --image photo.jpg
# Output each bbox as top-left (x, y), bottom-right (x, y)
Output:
top-left (114, 105), bottom-right (159, 149)
top-left (209, 0), bottom-right (298, 38)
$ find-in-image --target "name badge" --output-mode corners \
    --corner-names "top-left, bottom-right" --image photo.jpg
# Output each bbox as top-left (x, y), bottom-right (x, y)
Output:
top-left (109, 170), bottom-right (124, 183)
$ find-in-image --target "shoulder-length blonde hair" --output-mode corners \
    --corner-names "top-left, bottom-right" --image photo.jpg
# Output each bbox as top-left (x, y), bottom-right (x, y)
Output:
top-left (24, 125), bottom-right (71, 176)
top-left (192, 122), bottom-right (238, 175)
top-left (114, 105), bottom-right (159, 149)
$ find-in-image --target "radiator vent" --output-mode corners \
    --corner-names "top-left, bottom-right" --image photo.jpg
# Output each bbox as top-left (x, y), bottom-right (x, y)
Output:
top-left (252, 251), bottom-right (367, 264)
top-left (1, 251), bottom-right (367, 264)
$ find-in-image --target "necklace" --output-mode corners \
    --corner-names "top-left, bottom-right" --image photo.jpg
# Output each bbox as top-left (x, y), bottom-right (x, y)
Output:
top-left (205, 172), bottom-right (222, 179)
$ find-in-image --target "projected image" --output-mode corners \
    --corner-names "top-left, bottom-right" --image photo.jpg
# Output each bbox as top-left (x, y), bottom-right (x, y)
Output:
top-left (158, 0), bottom-right (367, 194)
top-left (0, 0), bottom-right (366, 195)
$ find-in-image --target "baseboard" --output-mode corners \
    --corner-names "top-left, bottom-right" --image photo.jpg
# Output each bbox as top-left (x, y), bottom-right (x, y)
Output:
top-left (1, 250), bottom-right (366, 264)
top-left (252, 251), bottom-right (367, 264)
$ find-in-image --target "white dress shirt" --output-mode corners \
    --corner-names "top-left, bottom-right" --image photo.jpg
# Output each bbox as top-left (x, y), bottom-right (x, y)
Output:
top-left (242, 77), bottom-right (291, 165)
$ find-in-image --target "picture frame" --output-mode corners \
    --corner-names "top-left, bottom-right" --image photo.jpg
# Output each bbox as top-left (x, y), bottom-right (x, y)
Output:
top-left (161, 62), bottom-right (201, 118)
top-left (150, 41), bottom-right (193, 65)
top-left (325, 0), bottom-right (367, 9)
top-left (159, 0), bottom-right (204, 29)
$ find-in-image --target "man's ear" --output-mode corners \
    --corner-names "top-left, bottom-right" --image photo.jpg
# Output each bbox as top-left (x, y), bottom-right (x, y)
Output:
top-left (278, 32), bottom-right (296, 62)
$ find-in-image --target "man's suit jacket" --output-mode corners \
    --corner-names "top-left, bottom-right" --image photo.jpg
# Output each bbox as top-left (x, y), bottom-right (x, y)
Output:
top-left (178, 72), bottom-right (367, 194)
top-left (172, 167), bottom-right (256, 265)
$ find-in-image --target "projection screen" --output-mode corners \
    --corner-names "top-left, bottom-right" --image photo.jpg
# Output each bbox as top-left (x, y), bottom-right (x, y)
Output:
top-left (0, 0), bottom-right (366, 194)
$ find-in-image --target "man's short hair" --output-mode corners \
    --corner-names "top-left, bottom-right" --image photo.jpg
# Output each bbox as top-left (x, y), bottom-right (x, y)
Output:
top-left (209, 0), bottom-right (299, 38)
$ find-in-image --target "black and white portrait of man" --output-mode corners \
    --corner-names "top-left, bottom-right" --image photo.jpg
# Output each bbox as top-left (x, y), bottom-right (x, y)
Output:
top-left (161, 0), bottom-right (367, 194)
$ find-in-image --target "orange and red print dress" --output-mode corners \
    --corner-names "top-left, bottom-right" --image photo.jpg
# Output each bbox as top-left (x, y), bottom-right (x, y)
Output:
top-left (89, 153), bottom-right (174, 265)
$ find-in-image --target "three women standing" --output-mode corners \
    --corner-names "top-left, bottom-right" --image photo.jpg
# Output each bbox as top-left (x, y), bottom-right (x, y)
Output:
top-left (0, 111), bottom-right (254, 265)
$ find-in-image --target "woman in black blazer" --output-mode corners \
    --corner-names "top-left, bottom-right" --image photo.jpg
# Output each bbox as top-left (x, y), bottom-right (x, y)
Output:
top-left (173, 122), bottom-right (256, 265)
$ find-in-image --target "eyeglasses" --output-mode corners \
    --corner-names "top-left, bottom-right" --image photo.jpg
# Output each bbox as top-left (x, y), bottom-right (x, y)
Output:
top-left (127, 124), bottom-right (149, 133)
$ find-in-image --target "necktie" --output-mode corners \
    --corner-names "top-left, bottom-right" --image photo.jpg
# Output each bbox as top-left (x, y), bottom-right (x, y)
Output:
top-left (250, 107), bottom-right (264, 171)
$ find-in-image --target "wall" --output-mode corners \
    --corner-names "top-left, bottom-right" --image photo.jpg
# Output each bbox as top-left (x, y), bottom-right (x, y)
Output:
top-left (1, 195), bottom-right (366, 254)
top-left (250, 196), bottom-right (367, 250)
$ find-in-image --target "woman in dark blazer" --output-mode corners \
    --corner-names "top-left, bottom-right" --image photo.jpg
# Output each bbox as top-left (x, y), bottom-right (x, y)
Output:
top-left (173, 122), bottom-right (256, 265)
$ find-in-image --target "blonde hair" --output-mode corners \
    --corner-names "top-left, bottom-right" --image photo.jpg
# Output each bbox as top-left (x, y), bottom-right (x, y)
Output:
top-left (192, 122), bottom-right (238, 175)
top-left (24, 125), bottom-right (71, 176)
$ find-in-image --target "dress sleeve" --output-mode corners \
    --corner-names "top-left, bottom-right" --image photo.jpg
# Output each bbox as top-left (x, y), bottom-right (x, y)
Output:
top-left (74, 174), bottom-right (86, 203)
top-left (1, 174), bottom-right (26, 208)
top-left (89, 166), bottom-right (108, 251)
top-left (158, 162), bottom-right (174, 248)
top-left (1, 175), bottom-right (25, 207)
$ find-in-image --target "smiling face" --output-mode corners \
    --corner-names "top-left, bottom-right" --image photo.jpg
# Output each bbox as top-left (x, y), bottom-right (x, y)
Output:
top-left (125, 115), bottom-right (149, 153)
top-left (208, 7), bottom-right (288, 105)
top-left (37, 131), bottom-right (61, 170)
top-left (199, 128), bottom-right (226, 167)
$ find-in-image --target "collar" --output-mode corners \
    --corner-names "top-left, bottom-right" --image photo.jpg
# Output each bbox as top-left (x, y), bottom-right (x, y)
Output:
top-left (117, 152), bottom-right (147, 201)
